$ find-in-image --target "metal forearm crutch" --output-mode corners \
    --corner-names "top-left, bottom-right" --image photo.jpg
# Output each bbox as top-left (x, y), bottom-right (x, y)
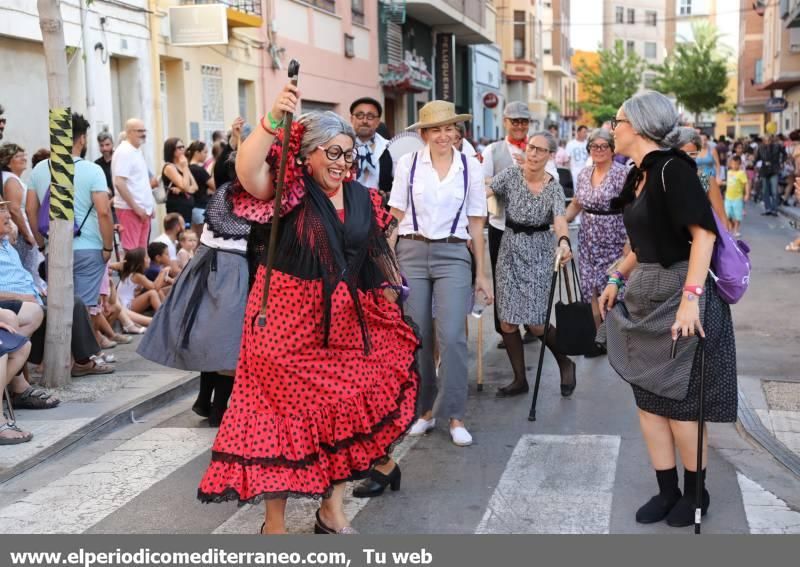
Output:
top-left (528, 249), bottom-right (563, 422)
top-left (257, 60), bottom-right (300, 328)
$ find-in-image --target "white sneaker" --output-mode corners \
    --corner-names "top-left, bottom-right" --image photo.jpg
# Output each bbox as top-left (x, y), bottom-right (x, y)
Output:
top-left (408, 417), bottom-right (436, 436)
top-left (450, 425), bottom-right (473, 447)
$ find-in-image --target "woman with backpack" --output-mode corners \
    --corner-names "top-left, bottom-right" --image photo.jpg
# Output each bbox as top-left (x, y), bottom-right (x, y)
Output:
top-left (598, 91), bottom-right (737, 529)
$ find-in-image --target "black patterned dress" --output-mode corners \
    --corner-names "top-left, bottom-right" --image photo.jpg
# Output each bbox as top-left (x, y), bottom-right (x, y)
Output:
top-left (492, 166), bottom-right (566, 326)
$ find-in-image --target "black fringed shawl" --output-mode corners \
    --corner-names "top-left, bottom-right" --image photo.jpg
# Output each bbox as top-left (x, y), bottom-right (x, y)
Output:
top-left (249, 175), bottom-right (399, 355)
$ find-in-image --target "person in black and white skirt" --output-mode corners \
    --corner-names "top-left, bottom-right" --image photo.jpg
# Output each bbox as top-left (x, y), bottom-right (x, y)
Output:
top-left (137, 181), bottom-right (250, 426)
top-left (599, 91), bottom-right (737, 528)
top-left (488, 131), bottom-right (576, 399)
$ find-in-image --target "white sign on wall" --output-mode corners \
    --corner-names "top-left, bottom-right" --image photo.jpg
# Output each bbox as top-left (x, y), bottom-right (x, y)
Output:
top-left (169, 4), bottom-right (228, 47)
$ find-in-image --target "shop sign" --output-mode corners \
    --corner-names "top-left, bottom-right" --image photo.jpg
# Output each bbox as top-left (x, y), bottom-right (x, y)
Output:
top-left (483, 93), bottom-right (499, 109)
top-left (435, 33), bottom-right (455, 102)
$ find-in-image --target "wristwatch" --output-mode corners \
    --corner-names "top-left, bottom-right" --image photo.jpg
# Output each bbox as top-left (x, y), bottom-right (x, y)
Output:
top-left (683, 284), bottom-right (704, 301)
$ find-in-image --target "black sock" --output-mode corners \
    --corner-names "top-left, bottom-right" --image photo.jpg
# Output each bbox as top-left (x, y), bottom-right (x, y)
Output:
top-left (211, 373), bottom-right (234, 411)
top-left (656, 467), bottom-right (680, 498)
top-left (195, 372), bottom-right (214, 407)
top-left (501, 329), bottom-right (527, 387)
top-left (683, 468), bottom-right (707, 499)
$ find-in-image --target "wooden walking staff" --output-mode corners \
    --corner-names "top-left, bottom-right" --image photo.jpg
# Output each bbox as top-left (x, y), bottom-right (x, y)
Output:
top-left (258, 60), bottom-right (301, 328)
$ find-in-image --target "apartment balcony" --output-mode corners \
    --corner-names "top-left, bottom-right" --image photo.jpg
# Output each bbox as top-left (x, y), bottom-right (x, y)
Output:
top-left (782, 0), bottom-right (800, 28)
top-left (503, 60), bottom-right (536, 83)
top-left (180, 0), bottom-right (263, 28)
top-left (404, 0), bottom-right (494, 44)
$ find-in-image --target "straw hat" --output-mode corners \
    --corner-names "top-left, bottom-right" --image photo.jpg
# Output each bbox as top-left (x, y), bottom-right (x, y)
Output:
top-left (406, 100), bottom-right (472, 131)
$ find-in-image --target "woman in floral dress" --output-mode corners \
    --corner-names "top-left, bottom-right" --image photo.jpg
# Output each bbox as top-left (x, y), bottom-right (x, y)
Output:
top-left (565, 128), bottom-right (628, 356)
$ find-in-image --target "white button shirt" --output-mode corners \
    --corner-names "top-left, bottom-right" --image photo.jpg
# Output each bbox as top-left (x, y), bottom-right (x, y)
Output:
top-left (389, 146), bottom-right (486, 240)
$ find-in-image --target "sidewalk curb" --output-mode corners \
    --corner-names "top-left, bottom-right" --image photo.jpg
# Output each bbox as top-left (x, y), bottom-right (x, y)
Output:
top-left (778, 204), bottom-right (800, 224)
top-left (736, 388), bottom-right (800, 478)
top-left (0, 374), bottom-right (199, 484)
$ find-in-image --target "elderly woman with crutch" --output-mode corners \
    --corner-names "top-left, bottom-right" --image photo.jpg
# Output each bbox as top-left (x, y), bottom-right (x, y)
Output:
top-left (488, 131), bottom-right (576, 399)
top-left (599, 91), bottom-right (737, 529)
top-left (197, 77), bottom-right (419, 535)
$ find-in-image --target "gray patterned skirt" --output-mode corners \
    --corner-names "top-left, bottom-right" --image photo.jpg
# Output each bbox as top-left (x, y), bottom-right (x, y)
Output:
top-left (137, 244), bottom-right (248, 372)
top-left (605, 262), bottom-right (737, 422)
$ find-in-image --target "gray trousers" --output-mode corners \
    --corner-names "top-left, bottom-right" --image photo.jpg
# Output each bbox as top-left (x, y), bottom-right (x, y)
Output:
top-left (397, 238), bottom-right (472, 421)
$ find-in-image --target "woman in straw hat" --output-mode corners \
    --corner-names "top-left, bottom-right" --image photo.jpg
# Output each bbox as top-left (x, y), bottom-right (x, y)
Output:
top-left (386, 101), bottom-right (489, 448)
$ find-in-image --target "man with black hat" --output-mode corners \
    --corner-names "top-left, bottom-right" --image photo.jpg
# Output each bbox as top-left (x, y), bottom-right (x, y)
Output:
top-left (350, 97), bottom-right (393, 198)
top-left (482, 101), bottom-right (557, 348)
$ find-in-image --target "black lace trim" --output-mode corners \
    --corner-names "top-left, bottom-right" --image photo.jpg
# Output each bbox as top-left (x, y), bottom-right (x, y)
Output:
top-left (208, 379), bottom-right (415, 469)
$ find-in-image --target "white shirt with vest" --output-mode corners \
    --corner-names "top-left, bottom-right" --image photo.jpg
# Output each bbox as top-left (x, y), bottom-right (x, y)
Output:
top-left (388, 146), bottom-right (486, 241)
top-left (482, 139), bottom-right (558, 231)
top-left (355, 132), bottom-right (389, 189)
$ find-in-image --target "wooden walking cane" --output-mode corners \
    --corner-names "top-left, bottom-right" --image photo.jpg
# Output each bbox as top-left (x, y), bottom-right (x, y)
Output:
top-left (528, 248), bottom-right (563, 421)
top-left (257, 60), bottom-right (300, 328)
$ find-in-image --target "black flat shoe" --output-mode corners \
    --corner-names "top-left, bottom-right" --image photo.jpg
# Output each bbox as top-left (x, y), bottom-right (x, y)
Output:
top-left (352, 464), bottom-right (401, 498)
top-left (192, 401), bottom-right (211, 418)
top-left (636, 492), bottom-right (682, 524)
top-left (496, 382), bottom-right (529, 398)
top-left (314, 510), bottom-right (358, 534)
top-left (560, 360), bottom-right (577, 397)
top-left (496, 339), bottom-right (506, 349)
top-left (666, 491), bottom-right (710, 527)
top-left (583, 342), bottom-right (607, 359)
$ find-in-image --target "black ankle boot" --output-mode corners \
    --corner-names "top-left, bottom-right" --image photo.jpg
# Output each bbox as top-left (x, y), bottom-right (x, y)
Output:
top-left (667, 469), bottom-right (710, 527)
top-left (352, 464), bottom-right (401, 498)
top-left (192, 373), bottom-right (214, 418)
top-left (636, 467), bottom-right (682, 524)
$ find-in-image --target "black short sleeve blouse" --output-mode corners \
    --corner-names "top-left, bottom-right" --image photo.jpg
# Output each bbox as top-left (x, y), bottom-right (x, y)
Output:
top-left (619, 149), bottom-right (719, 267)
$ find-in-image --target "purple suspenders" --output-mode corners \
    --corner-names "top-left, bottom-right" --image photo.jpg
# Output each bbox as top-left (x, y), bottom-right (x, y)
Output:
top-left (407, 152), bottom-right (469, 236)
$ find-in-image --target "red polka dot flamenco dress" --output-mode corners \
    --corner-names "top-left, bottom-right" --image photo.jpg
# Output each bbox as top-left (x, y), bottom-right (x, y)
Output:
top-left (197, 124), bottom-right (419, 504)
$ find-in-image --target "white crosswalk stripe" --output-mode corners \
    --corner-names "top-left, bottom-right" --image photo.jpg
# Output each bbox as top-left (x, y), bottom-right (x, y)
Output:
top-left (0, 428), bottom-right (217, 534)
top-left (476, 434), bottom-right (621, 534)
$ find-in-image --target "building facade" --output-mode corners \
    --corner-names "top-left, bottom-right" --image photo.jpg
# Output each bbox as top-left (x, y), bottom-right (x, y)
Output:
top-left (603, 0), bottom-right (667, 90)
top-left (0, 0), bottom-right (156, 165)
top-left (735, 0), bottom-right (768, 137)
top-left (758, 0), bottom-right (800, 133)
top-left (378, 0), bottom-right (497, 137)
top-left (540, 0), bottom-right (577, 137)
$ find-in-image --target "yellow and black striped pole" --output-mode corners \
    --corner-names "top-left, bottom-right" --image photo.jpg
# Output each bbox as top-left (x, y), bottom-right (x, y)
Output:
top-left (47, 107), bottom-right (74, 222)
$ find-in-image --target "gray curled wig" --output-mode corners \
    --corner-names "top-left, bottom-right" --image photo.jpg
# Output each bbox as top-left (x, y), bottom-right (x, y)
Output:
top-left (665, 126), bottom-right (702, 151)
top-left (529, 130), bottom-right (558, 153)
top-left (296, 111), bottom-right (356, 160)
top-left (621, 91), bottom-right (679, 147)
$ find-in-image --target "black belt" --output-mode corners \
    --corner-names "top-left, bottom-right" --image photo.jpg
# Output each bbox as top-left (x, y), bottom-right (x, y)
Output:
top-left (506, 220), bottom-right (550, 234)
top-left (583, 207), bottom-right (622, 216)
top-left (399, 234), bottom-right (467, 244)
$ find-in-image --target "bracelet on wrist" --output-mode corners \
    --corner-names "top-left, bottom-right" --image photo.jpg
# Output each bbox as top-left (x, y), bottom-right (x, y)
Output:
top-left (103, 247), bottom-right (113, 252)
top-left (611, 270), bottom-right (626, 283)
top-left (267, 111), bottom-right (281, 130)
top-left (608, 276), bottom-right (624, 288)
top-left (259, 115), bottom-right (277, 136)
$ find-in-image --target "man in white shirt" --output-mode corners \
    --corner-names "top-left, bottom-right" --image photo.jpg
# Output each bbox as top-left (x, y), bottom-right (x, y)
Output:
top-left (113, 118), bottom-right (155, 251)
top-left (350, 97), bottom-right (393, 198)
top-left (565, 125), bottom-right (589, 186)
top-left (482, 102), bottom-right (558, 347)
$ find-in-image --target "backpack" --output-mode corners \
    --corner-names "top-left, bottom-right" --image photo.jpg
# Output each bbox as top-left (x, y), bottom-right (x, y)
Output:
top-left (709, 210), bottom-right (751, 304)
top-left (36, 159), bottom-right (94, 238)
top-left (661, 159), bottom-right (751, 304)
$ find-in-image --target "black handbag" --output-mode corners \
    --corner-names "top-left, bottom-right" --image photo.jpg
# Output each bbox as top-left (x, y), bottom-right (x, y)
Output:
top-left (554, 258), bottom-right (597, 355)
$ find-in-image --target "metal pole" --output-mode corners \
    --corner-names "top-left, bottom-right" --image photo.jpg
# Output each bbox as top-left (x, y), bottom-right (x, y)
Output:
top-left (528, 249), bottom-right (562, 421)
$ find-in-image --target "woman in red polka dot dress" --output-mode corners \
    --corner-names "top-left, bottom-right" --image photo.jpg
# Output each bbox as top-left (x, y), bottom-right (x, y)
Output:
top-left (197, 83), bottom-right (419, 535)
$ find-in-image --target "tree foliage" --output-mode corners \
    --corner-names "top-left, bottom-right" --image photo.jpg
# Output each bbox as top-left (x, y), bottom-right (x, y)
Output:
top-left (651, 22), bottom-right (729, 120)
top-left (575, 42), bottom-right (645, 126)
